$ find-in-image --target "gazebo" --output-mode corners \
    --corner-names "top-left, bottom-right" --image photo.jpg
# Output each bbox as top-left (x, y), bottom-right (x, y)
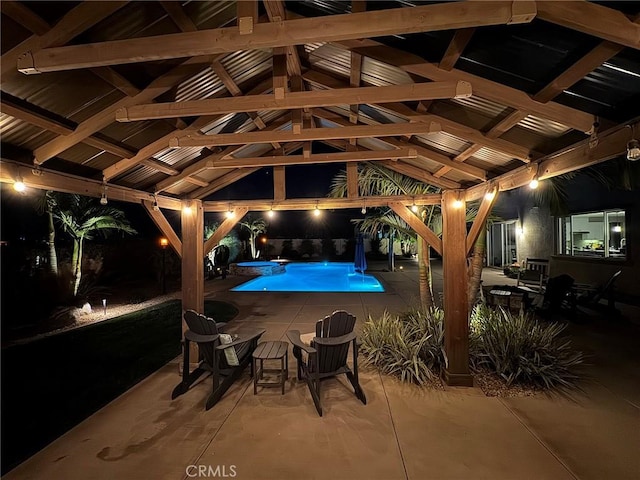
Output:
top-left (1, 1), bottom-right (638, 386)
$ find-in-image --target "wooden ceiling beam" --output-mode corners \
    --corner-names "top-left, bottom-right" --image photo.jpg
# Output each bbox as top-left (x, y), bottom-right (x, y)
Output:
top-left (0, 159), bottom-right (181, 210)
top-left (0, 95), bottom-right (175, 173)
top-left (170, 121), bottom-right (441, 147)
top-left (2, 1), bottom-right (128, 80)
top-left (439, 28), bottom-right (476, 71)
top-left (312, 108), bottom-right (487, 180)
top-left (17, 2), bottom-right (536, 73)
top-left (89, 66), bottom-right (141, 97)
top-left (103, 76), bottom-right (274, 181)
top-left (465, 121), bottom-right (638, 201)
top-left (116, 81), bottom-right (471, 121)
top-left (466, 185), bottom-right (498, 255)
top-left (303, 69), bottom-right (533, 161)
top-left (142, 200), bottom-right (182, 256)
top-left (35, 56), bottom-right (213, 166)
top-left (533, 41), bottom-right (626, 104)
top-left (210, 148), bottom-right (417, 169)
top-left (537, 2), bottom-right (639, 50)
top-left (335, 38), bottom-right (595, 132)
top-left (203, 194), bottom-right (442, 212)
top-left (211, 59), bottom-right (242, 97)
top-left (237, 0), bottom-right (258, 35)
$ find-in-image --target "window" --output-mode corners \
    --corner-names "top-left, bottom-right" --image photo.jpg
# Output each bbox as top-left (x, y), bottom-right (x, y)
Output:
top-left (556, 210), bottom-right (626, 259)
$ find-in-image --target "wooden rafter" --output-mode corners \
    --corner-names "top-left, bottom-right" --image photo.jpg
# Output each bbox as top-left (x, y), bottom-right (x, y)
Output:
top-left (312, 108), bottom-right (486, 180)
top-left (377, 160), bottom-right (461, 190)
top-left (190, 168), bottom-right (261, 199)
top-left (2, 1), bottom-right (128, 80)
top-left (103, 76), bottom-right (275, 181)
top-left (160, 1), bottom-right (198, 32)
top-left (34, 56), bottom-right (213, 165)
top-left (17, 2), bottom-right (536, 73)
top-left (537, 1), bottom-right (639, 50)
top-left (116, 81), bottom-right (471, 121)
top-left (335, 38), bottom-right (595, 132)
top-left (303, 69), bottom-right (533, 161)
top-left (439, 28), bottom-right (476, 71)
top-left (465, 120), bottom-right (638, 201)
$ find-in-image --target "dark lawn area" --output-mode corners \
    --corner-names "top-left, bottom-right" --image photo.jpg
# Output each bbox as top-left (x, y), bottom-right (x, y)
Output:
top-left (0, 300), bottom-right (238, 475)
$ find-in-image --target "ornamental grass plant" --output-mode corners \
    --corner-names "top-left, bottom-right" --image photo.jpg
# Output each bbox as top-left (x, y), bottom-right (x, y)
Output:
top-left (361, 304), bottom-right (584, 390)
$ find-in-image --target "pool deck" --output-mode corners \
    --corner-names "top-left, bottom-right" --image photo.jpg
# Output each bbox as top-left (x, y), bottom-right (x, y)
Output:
top-left (5, 258), bottom-right (640, 480)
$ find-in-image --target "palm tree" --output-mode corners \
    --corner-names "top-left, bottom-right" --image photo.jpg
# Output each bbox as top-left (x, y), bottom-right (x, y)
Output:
top-left (33, 191), bottom-right (59, 274)
top-left (330, 164), bottom-right (441, 308)
top-left (238, 214), bottom-right (267, 260)
top-left (52, 194), bottom-right (136, 296)
top-left (330, 163), bottom-right (485, 309)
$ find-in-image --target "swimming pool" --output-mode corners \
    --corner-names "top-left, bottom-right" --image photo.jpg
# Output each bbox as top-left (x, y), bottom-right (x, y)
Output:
top-left (231, 262), bottom-right (385, 292)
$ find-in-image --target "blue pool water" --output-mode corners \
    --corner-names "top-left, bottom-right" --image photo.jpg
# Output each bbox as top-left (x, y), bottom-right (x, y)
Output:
top-left (231, 262), bottom-right (384, 292)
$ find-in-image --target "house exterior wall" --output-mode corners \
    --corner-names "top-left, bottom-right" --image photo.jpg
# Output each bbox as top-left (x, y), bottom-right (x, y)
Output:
top-left (492, 173), bottom-right (640, 301)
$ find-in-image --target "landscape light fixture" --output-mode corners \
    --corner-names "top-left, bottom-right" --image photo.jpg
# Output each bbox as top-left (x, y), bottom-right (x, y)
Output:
top-left (100, 183), bottom-right (108, 205)
top-left (627, 124), bottom-right (640, 161)
top-left (13, 173), bottom-right (25, 192)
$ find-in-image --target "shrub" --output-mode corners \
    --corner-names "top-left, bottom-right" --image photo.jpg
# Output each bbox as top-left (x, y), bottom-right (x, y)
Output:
top-left (469, 304), bottom-right (584, 389)
top-left (360, 307), bottom-right (446, 384)
top-left (361, 304), bottom-right (584, 390)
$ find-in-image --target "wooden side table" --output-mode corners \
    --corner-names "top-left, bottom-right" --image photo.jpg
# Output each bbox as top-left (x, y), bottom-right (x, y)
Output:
top-left (252, 341), bottom-right (288, 395)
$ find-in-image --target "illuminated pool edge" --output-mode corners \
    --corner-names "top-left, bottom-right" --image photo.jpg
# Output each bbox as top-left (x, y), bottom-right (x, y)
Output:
top-left (230, 262), bottom-right (384, 293)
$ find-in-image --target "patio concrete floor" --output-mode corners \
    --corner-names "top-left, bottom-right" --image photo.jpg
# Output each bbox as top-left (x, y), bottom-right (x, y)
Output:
top-left (5, 258), bottom-right (640, 480)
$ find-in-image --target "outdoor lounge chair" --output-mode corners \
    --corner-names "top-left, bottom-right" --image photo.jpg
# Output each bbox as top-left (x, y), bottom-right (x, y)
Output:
top-left (574, 270), bottom-right (622, 313)
top-left (172, 310), bottom-right (265, 410)
top-left (287, 310), bottom-right (366, 416)
top-left (516, 258), bottom-right (549, 293)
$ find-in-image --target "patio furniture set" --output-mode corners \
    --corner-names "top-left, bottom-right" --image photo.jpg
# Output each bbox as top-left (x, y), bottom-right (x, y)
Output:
top-left (484, 258), bottom-right (623, 318)
top-left (171, 309), bottom-right (367, 417)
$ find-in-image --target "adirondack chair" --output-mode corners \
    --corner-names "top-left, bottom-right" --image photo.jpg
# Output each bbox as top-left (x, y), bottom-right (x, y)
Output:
top-left (287, 310), bottom-right (366, 416)
top-left (172, 310), bottom-right (265, 410)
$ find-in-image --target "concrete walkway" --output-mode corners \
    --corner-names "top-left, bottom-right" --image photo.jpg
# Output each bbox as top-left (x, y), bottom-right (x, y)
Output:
top-left (5, 258), bottom-right (639, 480)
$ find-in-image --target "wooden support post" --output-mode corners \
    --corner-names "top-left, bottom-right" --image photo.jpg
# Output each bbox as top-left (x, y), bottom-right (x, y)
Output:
top-left (441, 190), bottom-right (472, 386)
top-left (273, 47), bottom-right (288, 100)
top-left (273, 166), bottom-right (286, 201)
top-left (181, 199), bottom-right (204, 361)
top-left (237, 0), bottom-right (258, 35)
top-left (346, 162), bottom-right (358, 198)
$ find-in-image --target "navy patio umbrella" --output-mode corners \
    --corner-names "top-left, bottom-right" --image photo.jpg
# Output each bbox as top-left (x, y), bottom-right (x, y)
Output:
top-left (354, 233), bottom-right (367, 274)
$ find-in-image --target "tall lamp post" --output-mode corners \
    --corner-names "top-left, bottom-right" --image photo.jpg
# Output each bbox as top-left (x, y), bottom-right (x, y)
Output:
top-left (160, 237), bottom-right (168, 294)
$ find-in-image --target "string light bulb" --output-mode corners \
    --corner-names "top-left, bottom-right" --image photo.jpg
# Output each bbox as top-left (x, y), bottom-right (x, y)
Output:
top-left (100, 183), bottom-right (108, 205)
top-left (13, 174), bottom-right (25, 192)
top-left (313, 203), bottom-right (321, 217)
top-left (411, 203), bottom-right (419, 213)
top-left (267, 206), bottom-right (275, 218)
top-left (152, 195), bottom-right (160, 211)
top-left (452, 199), bottom-right (464, 209)
top-left (361, 206), bottom-right (367, 215)
top-left (529, 178), bottom-right (539, 189)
